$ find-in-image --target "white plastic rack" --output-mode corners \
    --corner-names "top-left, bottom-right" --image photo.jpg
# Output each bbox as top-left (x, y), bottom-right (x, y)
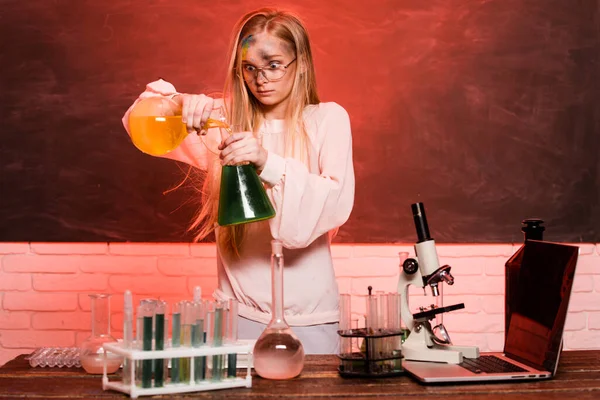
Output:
top-left (101, 340), bottom-right (254, 398)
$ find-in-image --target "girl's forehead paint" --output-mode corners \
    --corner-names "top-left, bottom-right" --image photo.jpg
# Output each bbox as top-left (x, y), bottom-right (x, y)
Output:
top-left (241, 35), bottom-right (254, 59)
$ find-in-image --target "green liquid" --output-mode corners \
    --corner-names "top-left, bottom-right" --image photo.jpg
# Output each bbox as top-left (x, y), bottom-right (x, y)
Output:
top-left (142, 316), bottom-right (153, 388)
top-left (192, 321), bottom-right (205, 382)
top-left (227, 353), bottom-right (237, 378)
top-left (154, 313), bottom-right (165, 387)
top-left (171, 313), bottom-right (180, 383)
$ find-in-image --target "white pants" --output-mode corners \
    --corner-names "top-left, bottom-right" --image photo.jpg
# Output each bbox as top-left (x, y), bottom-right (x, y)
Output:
top-left (237, 316), bottom-right (339, 355)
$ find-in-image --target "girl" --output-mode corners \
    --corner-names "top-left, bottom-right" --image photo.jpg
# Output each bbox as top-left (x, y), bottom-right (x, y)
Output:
top-left (123, 8), bottom-right (354, 354)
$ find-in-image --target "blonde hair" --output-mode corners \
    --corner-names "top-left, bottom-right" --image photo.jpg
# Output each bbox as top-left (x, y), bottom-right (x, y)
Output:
top-left (189, 8), bottom-right (320, 256)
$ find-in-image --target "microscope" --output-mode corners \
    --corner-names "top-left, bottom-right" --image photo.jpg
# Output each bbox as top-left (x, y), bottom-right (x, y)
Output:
top-left (398, 203), bottom-right (479, 364)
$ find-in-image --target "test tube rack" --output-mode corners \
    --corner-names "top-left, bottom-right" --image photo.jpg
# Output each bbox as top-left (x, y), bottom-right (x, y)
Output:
top-left (101, 340), bottom-right (254, 398)
top-left (337, 328), bottom-right (405, 378)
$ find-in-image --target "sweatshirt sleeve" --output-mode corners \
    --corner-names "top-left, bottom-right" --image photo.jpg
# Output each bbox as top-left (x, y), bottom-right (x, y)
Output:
top-left (262, 102), bottom-right (355, 249)
top-left (122, 79), bottom-right (218, 170)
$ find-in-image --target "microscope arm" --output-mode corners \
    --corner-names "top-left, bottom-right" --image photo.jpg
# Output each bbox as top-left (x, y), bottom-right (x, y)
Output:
top-left (398, 270), bottom-right (424, 333)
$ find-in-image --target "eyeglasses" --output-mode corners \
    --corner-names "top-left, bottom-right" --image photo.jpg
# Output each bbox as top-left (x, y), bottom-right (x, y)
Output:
top-left (241, 58), bottom-right (297, 82)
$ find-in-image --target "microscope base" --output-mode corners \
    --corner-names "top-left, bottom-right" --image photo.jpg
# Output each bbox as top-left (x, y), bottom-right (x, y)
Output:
top-left (402, 327), bottom-right (480, 364)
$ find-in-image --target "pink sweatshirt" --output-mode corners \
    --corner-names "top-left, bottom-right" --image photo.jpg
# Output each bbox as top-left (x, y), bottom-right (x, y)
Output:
top-left (123, 80), bottom-right (355, 326)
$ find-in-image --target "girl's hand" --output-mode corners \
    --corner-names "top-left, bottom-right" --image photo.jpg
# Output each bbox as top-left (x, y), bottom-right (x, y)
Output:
top-left (176, 94), bottom-right (215, 134)
top-left (219, 132), bottom-right (268, 170)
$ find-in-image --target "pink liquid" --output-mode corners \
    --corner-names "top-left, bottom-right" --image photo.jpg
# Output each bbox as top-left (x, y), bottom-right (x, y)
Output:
top-left (253, 332), bottom-right (305, 379)
top-left (80, 354), bottom-right (122, 374)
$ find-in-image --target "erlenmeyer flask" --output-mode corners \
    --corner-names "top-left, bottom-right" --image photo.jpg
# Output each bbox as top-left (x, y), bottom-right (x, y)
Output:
top-left (208, 106), bottom-right (275, 226)
top-left (253, 240), bottom-right (305, 379)
top-left (80, 294), bottom-right (122, 374)
top-left (218, 163), bottom-right (276, 226)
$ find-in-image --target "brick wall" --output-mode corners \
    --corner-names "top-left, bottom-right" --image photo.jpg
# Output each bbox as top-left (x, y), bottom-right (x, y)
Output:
top-left (1, 242), bottom-right (599, 366)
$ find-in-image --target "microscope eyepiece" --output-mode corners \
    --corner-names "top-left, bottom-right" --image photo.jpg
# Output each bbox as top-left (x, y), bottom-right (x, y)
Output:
top-left (411, 202), bottom-right (432, 243)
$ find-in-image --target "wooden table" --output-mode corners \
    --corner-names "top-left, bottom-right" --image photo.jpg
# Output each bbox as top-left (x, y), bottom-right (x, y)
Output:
top-left (1, 351), bottom-right (599, 399)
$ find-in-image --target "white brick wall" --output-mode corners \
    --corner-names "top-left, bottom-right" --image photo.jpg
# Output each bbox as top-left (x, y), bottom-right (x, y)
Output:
top-left (0, 242), bottom-right (599, 367)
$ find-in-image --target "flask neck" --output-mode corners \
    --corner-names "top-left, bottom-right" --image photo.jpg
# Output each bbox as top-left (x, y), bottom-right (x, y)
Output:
top-left (271, 252), bottom-right (286, 325)
top-left (90, 294), bottom-right (111, 337)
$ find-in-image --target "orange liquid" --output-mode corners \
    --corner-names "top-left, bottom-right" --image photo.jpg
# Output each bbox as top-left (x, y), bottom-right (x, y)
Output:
top-left (129, 115), bottom-right (188, 156)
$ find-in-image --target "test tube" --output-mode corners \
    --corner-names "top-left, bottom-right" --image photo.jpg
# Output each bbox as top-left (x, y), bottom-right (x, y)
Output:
top-left (226, 299), bottom-right (238, 378)
top-left (141, 302), bottom-right (155, 388)
top-left (191, 301), bottom-right (205, 383)
top-left (171, 302), bottom-right (182, 383)
top-left (135, 299), bottom-right (156, 386)
top-left (365, 287), bottom-right (379, 362)
top-left (339, 294), bottom-right (352, 355)
top-left (387, 292), bottom-right (403, 371)
top-left (204, 302), bottom-right (215, 380)
top-left (180, 301), bottom-right (193, 383)
top-left (212, 302), bottom-right (225, 381)
top-left (154, 300), bottom-right (167, 387)
top-left (122, 291), bottom-right (133, 386)
top-left (376, 291), bottom-right (389, 360)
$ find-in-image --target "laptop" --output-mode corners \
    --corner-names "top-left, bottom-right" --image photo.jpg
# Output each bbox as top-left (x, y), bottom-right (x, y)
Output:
top-left (403, 239), bottom-right (579, 383)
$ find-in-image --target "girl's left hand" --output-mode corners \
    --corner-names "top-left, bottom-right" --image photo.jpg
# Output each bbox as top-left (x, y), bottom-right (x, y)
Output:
top-left (219, 132), bottom-right (268, 170)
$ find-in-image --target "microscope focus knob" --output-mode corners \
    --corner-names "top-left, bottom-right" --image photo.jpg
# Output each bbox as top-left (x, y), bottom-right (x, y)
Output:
top-left (403, 258), bottom-right (419, 275)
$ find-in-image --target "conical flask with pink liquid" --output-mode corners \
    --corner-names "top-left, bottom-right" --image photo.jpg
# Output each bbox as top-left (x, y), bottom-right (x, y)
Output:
top-left (252, 240), bottom-right (305, 379)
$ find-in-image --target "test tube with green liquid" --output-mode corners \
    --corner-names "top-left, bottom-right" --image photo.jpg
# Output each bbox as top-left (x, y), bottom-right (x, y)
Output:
top-left (227, 299), bottom-right (238, 378)
top-left (122, 291), bottom-right (134, 386)
top-left (153, 300), bottom-right (166, 387)
top-left (191, 301), bottom-right (205, 383)
top-left (135, 299), bottom-right (157, 387)
top-left (171, 302), bottom-right (182, 383)
top-left (141, 302), bottom-right (155, 388)
top-left (212, 302), bottom-right (224, 382)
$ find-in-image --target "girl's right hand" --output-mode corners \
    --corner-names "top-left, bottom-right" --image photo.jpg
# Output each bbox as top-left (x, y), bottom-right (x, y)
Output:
top-left (176, 94), bottom-right (215, 134)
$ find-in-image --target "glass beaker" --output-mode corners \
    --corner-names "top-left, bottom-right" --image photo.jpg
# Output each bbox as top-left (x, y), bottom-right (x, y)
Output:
top-left (80, 294), bottom-right (122, 374)
top-left (253, 240), bottom-right (305, 379)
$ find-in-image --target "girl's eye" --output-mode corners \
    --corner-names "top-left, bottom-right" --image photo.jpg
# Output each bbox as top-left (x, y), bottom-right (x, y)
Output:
top-left (268, 63), bottom-right (280, 69)
top-left (244, 65), bottom-right (256, 72)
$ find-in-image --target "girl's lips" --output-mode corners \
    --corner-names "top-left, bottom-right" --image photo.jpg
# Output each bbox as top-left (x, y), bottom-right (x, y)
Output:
top-left (257, 90), bottom-right (274, 95)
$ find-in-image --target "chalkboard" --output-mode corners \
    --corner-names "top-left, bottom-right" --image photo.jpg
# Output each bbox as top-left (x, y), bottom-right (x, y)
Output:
top-left (1, 0), bottom-right (598, 243)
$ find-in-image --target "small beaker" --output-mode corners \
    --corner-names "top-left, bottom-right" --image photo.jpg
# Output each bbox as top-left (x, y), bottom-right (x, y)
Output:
top-left (80, 294), bottom-right (122, 374)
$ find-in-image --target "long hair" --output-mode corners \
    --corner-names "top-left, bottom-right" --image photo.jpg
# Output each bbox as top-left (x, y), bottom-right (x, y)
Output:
top-left (189, 8), bottom-right (320, 257)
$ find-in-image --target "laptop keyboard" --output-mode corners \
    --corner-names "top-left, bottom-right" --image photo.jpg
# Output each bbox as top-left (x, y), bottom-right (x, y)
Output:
top-left (459, 355), bottom-right (528, 374)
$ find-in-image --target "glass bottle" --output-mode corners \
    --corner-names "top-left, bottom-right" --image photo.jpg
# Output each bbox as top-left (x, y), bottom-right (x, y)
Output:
top-left (253, 240), bottom-right (305, 379)
top-left (504, 218), bottom-right (545, 340)
top-left (80, 294), bottom-right (122, 374)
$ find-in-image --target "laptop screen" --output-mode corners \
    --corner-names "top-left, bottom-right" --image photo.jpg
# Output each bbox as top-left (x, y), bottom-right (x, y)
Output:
top-left (504, 240), bottom-right (579, 372)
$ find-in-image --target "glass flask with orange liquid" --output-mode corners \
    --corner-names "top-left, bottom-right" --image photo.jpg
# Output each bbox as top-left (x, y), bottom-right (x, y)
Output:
top-left (128, 96), bottom-right (231, 156)
top-left (253, 240), bottom-right (305, 379)
top-left (128, 96), bottom-right (187, 156)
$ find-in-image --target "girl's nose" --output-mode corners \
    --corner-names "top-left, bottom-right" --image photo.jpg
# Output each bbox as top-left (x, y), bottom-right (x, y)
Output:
top-left (256, 70), bottom-right (269, 84)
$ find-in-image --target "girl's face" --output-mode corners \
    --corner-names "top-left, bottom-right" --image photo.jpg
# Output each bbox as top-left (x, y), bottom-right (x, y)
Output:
top-left (240, 31), bottom-right (297, 119)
